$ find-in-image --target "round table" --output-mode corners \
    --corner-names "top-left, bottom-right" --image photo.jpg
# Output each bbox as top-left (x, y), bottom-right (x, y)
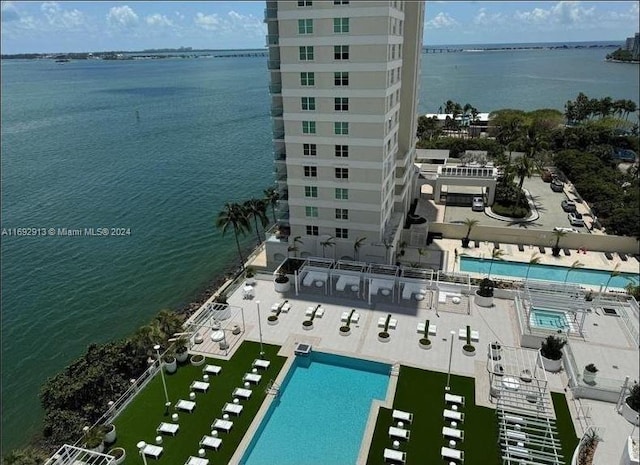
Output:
top-left (393, 440), bottom-right (400, 449)
top-left (198, 449), bottom-right (206, 457)
top-left (189, 392), bottom-right (196, 400)
top-left (414, 293), bottom-right (424, 301)
top-left (381, 288), bottom-right (391, 296)
top-left (210, 430), bottom-right (218, 437)
top-left (244, 382), bottom-right (250, 388)
top-left (452, 405), bottom-right (458, 411)
top-left (351, 285), bottom-right (359, 292)
top-left (397, 421), bottom-right (404, 428)
top-left (315, 280), bottom-right (324, 288)
top-left (452, 296), bottom-right (461, 304)
top-left (451, 421), bottom-right (457, 428)
top-left (252, 368), bottom-right (258, 373)
top-left (155, 436), bottom-right (162, 445)
top-left (172, 413), bottom-right (179, 422)
top-left (223, 414), bottom-right (230, 420)
top-left (449, 440), bottom-right (456, 448)
top-left (210, 330), bottom-right (225, 342)
top-left (203, 374), bottom-right (209, 382)
top-left (233, 398), bottom-right (239, 404)
top-left (502, 376), bottom-right (521, 391)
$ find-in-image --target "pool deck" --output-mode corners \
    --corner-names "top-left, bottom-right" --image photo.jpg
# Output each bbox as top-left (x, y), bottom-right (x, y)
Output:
top-left (185, 269), bottom-right (640, 465)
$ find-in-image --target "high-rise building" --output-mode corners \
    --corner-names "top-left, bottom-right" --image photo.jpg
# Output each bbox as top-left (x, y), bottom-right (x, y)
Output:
top-left (264, 0), bottom-right (425, 265)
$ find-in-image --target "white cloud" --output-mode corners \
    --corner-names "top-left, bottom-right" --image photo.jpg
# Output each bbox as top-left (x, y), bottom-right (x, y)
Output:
top-left (194, 10), bottom-right (265, 37)
top-left (426, 12), bottom-right (459, 29)
top-left (194, 12), bottom-right (221, 31)
top-left (514, 7), bottom-right (551, 24)
top-left (550, 1), bottom-right (595, 25)
top-left (146, 13), bottom-right (173, 28)
top-left (40, 2), bottom-right (85, 29)
top-left (1, 1), bottom-right (20, 22)
top-left (107, 5), bottom-right (138, 29)
top-left (473, 8), bottom-right (504, 26)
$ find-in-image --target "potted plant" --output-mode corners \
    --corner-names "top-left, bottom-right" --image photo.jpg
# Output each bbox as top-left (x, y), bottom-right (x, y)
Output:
top-left (108, 447), bottom-right (126, 465)
top-left (84, 426), bottom-right (106, 453)
top-left (378, 331), bottom-right (390, 342)
top-left (302, 319), bottom-right (313, 330)
top-left (474, 277), bottom-right (495, 307)
top-left (583, 364), bottom-right (598, 385)
top-left (245, 266), bottom-right (256, 285)
top-left (104, 423), bottom-right (116, 444)
top-left (267, 314), bottom-right (279, 325)
top-left (174, 336), bottom-right (189, 363)
top-left (274, 271), bottom-right (290, 293)
top-left (163, 352), bottom-right (177, 374)
top-left (462, 326), bottom-right (475, 356)
top-left (539, 335), bottom-right (566, 372)
top-left (621, 382), bottom-right (640, 425)
top-left (339, 325), bottom-right (351, 336)
top-left (190, 354), bottom-right (205, 366)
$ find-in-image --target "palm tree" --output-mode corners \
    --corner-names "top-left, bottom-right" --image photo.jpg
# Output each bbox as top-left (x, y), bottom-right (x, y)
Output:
top-left (564, 260), bottom-right (584, 284)
top-left (551, 230), bottom-right (567, 257)
top-left (243, 198), bottom-right (269, 244)
top-left (525, 252), bottom-right (541, 281)
top-left (487, 248), bottom-right (505, 279)
top-left (417, 248), bottom-right (426, 265)
top-left (353, 236), bottom-right (367, 261)
top-left (216, 202), bottom-right (250, 269)
top-left (461, 218), bottom-right (479, 248)
top-left (603, 263), bottom-right (621, 293)
top-left (263, 186), bottom-right (280, 224)
top-left (382, 238), bottom-right (394, 264)
top-left (287, 236), bottom-right (303, 258)
top-left (320, 236), bottom-right (335, 258)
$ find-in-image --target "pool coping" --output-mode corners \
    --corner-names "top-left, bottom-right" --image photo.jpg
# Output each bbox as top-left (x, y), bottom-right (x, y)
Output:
top-left (228, 344), bottom-right (398, 465)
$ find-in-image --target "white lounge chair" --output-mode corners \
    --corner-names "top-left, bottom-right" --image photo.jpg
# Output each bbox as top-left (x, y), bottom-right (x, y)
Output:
top-left (157, 422), bottom-right (179, 436)
top-left (141, 444), bottom-right (163, 459)
top-left (223, 402), bottom-right (243, 416)
top-left (315, 308), bottom-right (324, 317)
top-left (200, 435), bottom-right (222, 451)
top-left (253, 359), bottom-right (270, 370)
top-left (388, 318), bottom-right (397, 329)
top-left (444, 409), bottom-right (464, 421)
top-left (281, 303), bottom-right (291, 313)
top-left (504, 414), bottom-right (525, 425)
top-left (384, 448), bottom-right (406, 463)
top-left (271, 303), bottom-right (280, 311)
top-left (185, 456), bottom-right (209, 465)
top-left (175, 399), bottom-right (196, 412)
top-left (442, 426), bottom-right (464, 440)
top-left (243, 373), bottom-right (261, 384)
top-left (458, 329), bottom-right (479, 342)
top-left (392, 409), bottom-right (413, 423)
top-left (203, 365), bottom-right (222, 376)
top-left (351, 312), bottom-right (360, 323)
top-left (441, 446), bottom-right (464, 462)
top-left (211, 418), bottom-right (233, 433)
top-left (233, 387), bottom-right (252, 399)
top-left (190, 381), bottom-right (210, 392)
top-left (445, 393), bottom-right (465, 406)
top-left (341, 312), bottom-right (350, 322)
top-left (388, 426), bottom-right (410, 440)
top-left (378, 317), bottom-right (387, 328)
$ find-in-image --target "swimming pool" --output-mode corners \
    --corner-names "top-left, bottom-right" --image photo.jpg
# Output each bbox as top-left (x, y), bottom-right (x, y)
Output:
top-left (460, 257), bottom-right (639, 288)
top-left (241, 352), bottom-right (389, 465)
top-left (530, 308), bottom-right (570, 330)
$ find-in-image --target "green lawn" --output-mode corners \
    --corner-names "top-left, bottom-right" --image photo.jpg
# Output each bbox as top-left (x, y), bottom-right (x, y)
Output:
top-left (552, 391), bottom-right (580, 462)
top-left (110, 341), bottom-right (286, 465)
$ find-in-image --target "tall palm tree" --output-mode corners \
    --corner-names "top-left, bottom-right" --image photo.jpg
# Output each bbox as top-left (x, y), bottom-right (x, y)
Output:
top-left (564, 260), bottom-right (584, 284)
top-left (487, 248), bottom-right (504, 279)
top-left (353, 236), bottom-right (367, 261)
top-left (604, 263), bottom-right (621, 293)
top-left (243, 198), bottom-right (269, 244)
top-left (462, 218), bottom-right (479, 248)
top-left (525, 252), bottom-right (541, 281)
top-left (216, 202), bottom-right (250, 269)
top-left (320, 236), bottom-right (335, 259)
top-left (288, 236), bottom-right (303, 258)
top-left (263, 186), bottom-right (280, 224)
top-left (551, 230), bottom-right (567, 256)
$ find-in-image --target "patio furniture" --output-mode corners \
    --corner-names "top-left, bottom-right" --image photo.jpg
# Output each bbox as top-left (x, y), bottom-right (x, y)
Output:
top-left (388, 426), bottom-right (410, 440)
top-left (204, 364), bottom-right (222, 376)
top-left (281, 303), bottom-right (291, 313)
top-left (604, 252), bottom-right (614, 260)
top-left (175, 399), bottom-right (196, 412)
top-left (253, 359), bottom-right (270, 370)
top-left (441, 447), bottom-right (464, 462)
top-left (242, 285), bottom-right (254, 299)
top-left (315, 308), bottom-right (324, 317)
top-left (141, 444), bottom-right (163, 459)
top-left (351, 312), bottom-right (360, 323)
top-left (223, 402), bottom-right (243, 416)
top-left (445, 393), bottom-right (465, 406)
top-left (507, 445), bottom-right (530, 458)
top-left (563, 248), bottom-right (571, 256)
top-left (392, 410), bottom-right (413, 423)
top-left (200, 435), bottom-right (222, 451)
top-left (416, 323), bottom-right (437, 336)
top-left (619, 252), bottom-right (628, 261)
top-left (442, 426), bottom-right (464, 440)
top-left (504, 414), bottom-right (526, 425)
top-left (458, 329), bottom-right (479, 342)
top-left (383, 448), bottom-right (406, 463)
top-left (506, 430), bottom-right (527, 441)
top-left (157, 422), bottom-right (179, 436)
top-left (494, 242), bottom-right (500, 249)
top-left (233, 387), bottom-right (252, 399)
top-left (190, 381), bottom-right (210, 392)
top-left (444, 409), bottom-right (464, 422)
top-left (243, 373), bottom-right (261, 384)
top-left (502, 377), bottom-right (520, 391)
top-left (185, 456), bottom-right (209, 465)
top-left (211, 419), bottom-right (233, 433)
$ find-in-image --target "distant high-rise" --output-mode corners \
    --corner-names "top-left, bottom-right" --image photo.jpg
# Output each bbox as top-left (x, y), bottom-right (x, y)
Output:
top-left (624, 32), bottom-right (639, 60)
top-left (264, 0), bottom-right (425, 264)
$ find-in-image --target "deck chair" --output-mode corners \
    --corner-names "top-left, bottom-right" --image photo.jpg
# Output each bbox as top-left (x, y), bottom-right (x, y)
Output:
top-left (604, 252), bottom-right (614, 260)
top-left (619, 252), bottom-right (628, 261)
top-left (200, 435), bottom-right (222, 451)
top-left (494, 242), bottom-right (500, 249)
top-left (157, 422), bottom-right (179, 436)
top-left (384, 448), bottom-right (406, 463)
top-left (392, 409), bottom-right (413, 423)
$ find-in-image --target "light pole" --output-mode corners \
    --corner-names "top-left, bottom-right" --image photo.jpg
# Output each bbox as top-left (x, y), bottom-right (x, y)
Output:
top-left (137, 441), bottom-right (148, 465)
top-left (445, 330), bottom-right (456, 391)
top-left (256, 300), bottom-right (265, 357)
top-left (154, 344), bottom-right (169, 406)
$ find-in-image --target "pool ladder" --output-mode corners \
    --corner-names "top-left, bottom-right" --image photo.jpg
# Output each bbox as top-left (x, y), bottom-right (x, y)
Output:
top-left (266, 379), bottom-right (280, 396)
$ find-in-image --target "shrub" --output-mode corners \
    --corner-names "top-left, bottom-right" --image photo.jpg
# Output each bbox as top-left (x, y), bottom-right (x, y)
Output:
top-left (302, 320), bottom-right (313, 327)
top-left (267, 315), bottom-right (278, 322)
top-left (463, 344), bottom-right (475, 352)
top-left (540, 335), bottom-right (566, 361)
top-left (275, 273), bottom-right (289, 284)
top-left (627, 383), bottom-right (640, 412)
top-left (419, 338), bottom-right (431, 346)
top-left (339, 326), bottom-right (350, 333)
top-left (478, 278), bottom-right (495, 297)
top-left (584, 363), bottom-right (598, 373)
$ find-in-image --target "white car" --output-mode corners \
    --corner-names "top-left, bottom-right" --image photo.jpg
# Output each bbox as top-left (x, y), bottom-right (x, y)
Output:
top-left (471, 197), bottom-right (484, 212)
top-left (568, 212), bottom-right (585, 227)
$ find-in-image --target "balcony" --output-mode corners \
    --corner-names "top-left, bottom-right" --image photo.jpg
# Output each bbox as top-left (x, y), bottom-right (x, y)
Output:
top-left (267, 60), bottom-right (280, 70)
top-left (273, 129), bottom-right (284, 141)
top-left (269, 83), bottom-right (282, 94)
top-left (275, 171), bottom-right (288, 183)
top-left (266, 35), bottom-right (279, 46)
top-left (264, 8), bottom-right (277, 21)
top-left (274, 149), bottom-right (286, 161)
top-left (271, 106), bottom-right (283, 117)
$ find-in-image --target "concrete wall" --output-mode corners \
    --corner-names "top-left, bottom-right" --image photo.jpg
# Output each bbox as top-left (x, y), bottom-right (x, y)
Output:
top-left (430, 222), bottom-right (640, 255)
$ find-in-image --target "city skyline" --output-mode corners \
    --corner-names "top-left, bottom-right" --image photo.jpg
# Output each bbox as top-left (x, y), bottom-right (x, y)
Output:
top-left (1, 1), bottom-right (639, 54)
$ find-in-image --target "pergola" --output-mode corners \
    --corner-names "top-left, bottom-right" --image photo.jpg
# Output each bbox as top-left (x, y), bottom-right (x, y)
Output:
top-left (44, 445), bottom-right (115, 465)
top-left (184, 302), bottom-right (245, 355)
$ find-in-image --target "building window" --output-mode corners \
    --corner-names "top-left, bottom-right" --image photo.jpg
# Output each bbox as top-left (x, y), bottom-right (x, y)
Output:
top-left (334, 71), bottom-right (349, 86)
top-left (306, 225), bottom-right (319, 235)
top-left (303, 143), bottom-right (317, 156)
top-left (335, 227), bottom-right (349, 239)
top-left (334, 97), bottom-right (349, 111)
top-left (335, 208), bottom-right (349, 220)
top-left (300, 72), bottom-right (315, 86)
top-left (335, 145), bottom-right (348, 157)
top-left (334, 45), bottom-right (349, 60)
top-left (301, 97), bottom-right (316, 111)
top-left (333, 0), bottom-right (349, 4)
top-left (333, 18), bottom-right (349, 33)
top-left (299, 46), bottom-right (314, 61)
top-left (305, 186), bottom-right (318, 198)
top-left (298, 19), bottom-right (313, 34)
top-left (334, 122), bottom-right (349, 135)
top-left (335, 167), bottom-right (349, 179)
top-left (305, 206), bottom-right (318, 217)
top-left (335, 188), bottom-right (348, 200)
top-left (298, 0), bottom-right (313, 5)
top-left (302, 121), bottom-right (316, 134)
top-left (304, 166), bottom-right (317, 177)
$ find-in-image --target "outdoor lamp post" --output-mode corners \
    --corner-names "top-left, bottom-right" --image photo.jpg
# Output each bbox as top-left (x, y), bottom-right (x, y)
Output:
top-left (256, 300), bottom-right (265, 357)
top-left (137, 441), bottom-right (148, 465)
top-left (445, 330), bottom-right (456, 391)
top-left (154, 344), bottom-right (170, 406)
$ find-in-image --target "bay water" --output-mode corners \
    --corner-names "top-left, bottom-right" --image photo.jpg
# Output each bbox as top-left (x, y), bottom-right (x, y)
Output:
top-left (1, 43), bottom-right (638, 452)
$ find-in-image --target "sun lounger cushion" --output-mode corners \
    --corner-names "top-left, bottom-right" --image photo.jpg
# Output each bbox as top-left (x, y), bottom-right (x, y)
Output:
top-left (141, 444), bottom-right (163, 459)
top-left (383, 448), bottom-right (406, 463)
top-left (157, 422), bottom-right (179, 435)
top-left (200, 435), bottom-right (222, 450)
top-left (224, 402), bottom-right (243, 416)
top-left (175, 400), bottom-right (196, 412)
top-left (212, 419), bottom-right (233, 432)
top-left (243, 373), bottom-right (261, 384)
top-left (445, 393), bottom-right (465, 405)
top-left (253, 359), bottom-right (270, 369)
top-left (392, 410), bottom-right (413, 423)
top-left (233, 387), bottom-right (252, 399)
top-left (185, 456), bottom-right (209, 465)
top-left (388, 426), bottom-right (410, 440)
top-left (442, 426), bottom-right (464, 440)
top-left (204, 365), bottom-right (222, 375)
top-left (619, 252), bottom-right (628, 261)
top-left (458, 329), bottom-right (479, 341)
top-left (604, 252), bottom-right (613, 260)
top-left (190, 381), bottom-right (210, 392)
top-left (441, 447), bottom-right (463, 461)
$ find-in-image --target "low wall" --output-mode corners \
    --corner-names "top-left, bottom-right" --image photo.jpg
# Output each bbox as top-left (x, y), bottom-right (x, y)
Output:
top-left (430, 223), bottom-right (639, 255)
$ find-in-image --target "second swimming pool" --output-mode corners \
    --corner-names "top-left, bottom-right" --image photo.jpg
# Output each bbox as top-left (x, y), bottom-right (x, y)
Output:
top-left (241, 352), bottom-right (390, 465)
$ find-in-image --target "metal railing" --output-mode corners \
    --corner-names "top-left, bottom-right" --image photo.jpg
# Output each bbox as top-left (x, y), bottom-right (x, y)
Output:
top-left (266, 35), bottom-right (279, 46)
top-left (264, 8), bottom-right (277, 20)
top-left (267, 60), bottom-right (280, 70)
top-left (269, 83), bottom-right (282, 94)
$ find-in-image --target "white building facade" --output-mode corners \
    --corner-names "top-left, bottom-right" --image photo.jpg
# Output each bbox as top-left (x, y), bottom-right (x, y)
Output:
top-left (265, 0), bottom-right (425, 266)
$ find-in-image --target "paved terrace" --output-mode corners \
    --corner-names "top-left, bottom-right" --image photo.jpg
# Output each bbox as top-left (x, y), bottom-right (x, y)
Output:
top-left (184, 258), bottom-right (638, 464)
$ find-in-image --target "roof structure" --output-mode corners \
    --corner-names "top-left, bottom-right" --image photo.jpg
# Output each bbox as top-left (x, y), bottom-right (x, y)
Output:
top-left (44, 445), bottom-right (115, 465)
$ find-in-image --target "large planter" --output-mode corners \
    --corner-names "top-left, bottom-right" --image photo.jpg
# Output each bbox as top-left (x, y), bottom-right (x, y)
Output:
top-left (540, 353), bottom-right (563, 372)
top-left (339, 326), bottom-right (351, 336)
top-left (267, 315), bottom-right (279, 326)
top-left (274, 276), bottom-right (290, 293)
top-left (104, 424), bottom-right (116, 444)
top-left (190, 354), bottom-right (205, 366)
top-left (621, 399), bottom-right (640, 426)
top-left (176, 349), bottom-right (189, 363)
top-left (108, 447), bottom-right (126, 465)
top-left (302, 320), bottom-right (313, 330)
top-left (164, 357), bottom-right (177, 374)
top-left (474, 291), bottom-right (493, 308)
top-left (378, 332), bottom-right (390, 343)
top-left (419, 338), bottom-right (432, 350)
top-left (462, 344), bottom-right (476, 356)
top-left (582, 368), bottom-right (597, 385)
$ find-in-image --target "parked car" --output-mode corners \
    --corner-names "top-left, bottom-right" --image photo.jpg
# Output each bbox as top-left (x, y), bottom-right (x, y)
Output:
top-left (554, 227), bottom-right (579, 233)
top-left (561, 200), bottom-right (577, 212)
top-left (471, 196), bottom-right (484, 212)
top-left (568, 212), bottom-right (585, 227)
top-left (550, 179), bottom-right (564, 192)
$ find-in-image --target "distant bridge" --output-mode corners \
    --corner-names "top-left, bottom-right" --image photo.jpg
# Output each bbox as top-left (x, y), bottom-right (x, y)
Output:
top-left (422, 48), bottom-right (464, 54)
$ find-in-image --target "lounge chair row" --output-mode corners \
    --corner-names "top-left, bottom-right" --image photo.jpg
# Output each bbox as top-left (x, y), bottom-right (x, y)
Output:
top-left (384, 409), bottom-right (414, 463)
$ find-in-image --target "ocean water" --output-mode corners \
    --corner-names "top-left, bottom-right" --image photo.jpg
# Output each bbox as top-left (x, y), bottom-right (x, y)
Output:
top-left (1, 43), bottom-right (638, 452)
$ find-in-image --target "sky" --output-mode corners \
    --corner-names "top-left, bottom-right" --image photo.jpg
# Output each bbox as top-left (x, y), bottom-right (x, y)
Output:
top-left (1, 1), bottom-right (639, 54)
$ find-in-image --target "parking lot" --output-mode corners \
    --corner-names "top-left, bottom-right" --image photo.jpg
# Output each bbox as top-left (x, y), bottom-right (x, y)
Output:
top-left (443, 175), bottom-right (593, 232)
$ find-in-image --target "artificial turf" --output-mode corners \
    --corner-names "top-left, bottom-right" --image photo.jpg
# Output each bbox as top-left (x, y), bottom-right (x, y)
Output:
top-left (110, 341), bottom-right (286, 465)
top-left (552, 391), bottom-right (579, 462)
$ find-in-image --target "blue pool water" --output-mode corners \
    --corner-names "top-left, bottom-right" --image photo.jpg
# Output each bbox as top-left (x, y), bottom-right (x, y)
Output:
top-left (241, 352), bottom-right (389, 465)
top-left (530, 309), bottom-right (569, 330)
top-left (460, 257), bottom-right (639, 288)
